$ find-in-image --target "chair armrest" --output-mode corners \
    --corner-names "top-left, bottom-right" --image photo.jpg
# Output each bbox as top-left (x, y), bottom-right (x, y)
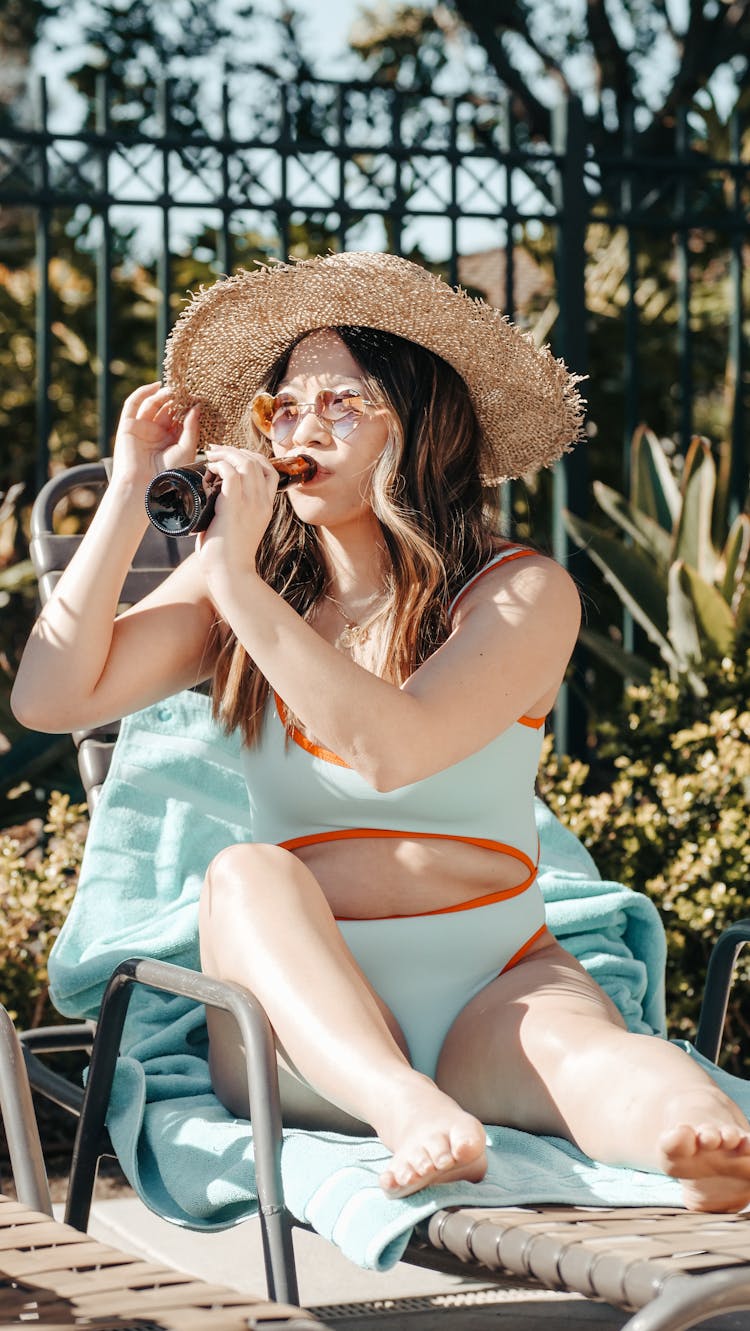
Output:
top-left (19, 1024), bottom-right (96, 1055)
top-left (18, 1023), bottom-right (96, 1117)
top-left (65, 956), bottom-right (297, 1304)
top-left (0, 1006), bottom-right (53, 1214)
top-left (694, 919), bottom-right (750, 1064)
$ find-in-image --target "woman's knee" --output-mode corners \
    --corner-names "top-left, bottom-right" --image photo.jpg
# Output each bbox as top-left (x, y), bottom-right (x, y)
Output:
top-left (200, 842), bottom-right (301, 932)
top-left (206, 840), bottom-right (291, 889)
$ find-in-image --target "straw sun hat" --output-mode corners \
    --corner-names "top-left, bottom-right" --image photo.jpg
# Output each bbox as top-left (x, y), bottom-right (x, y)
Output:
top-left (164, 251), bottom-right (586, 484)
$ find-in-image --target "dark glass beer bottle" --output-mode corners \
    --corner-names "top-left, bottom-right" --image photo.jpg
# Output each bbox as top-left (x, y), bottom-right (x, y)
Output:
top-left (144, 454), bottom-right (317, 536)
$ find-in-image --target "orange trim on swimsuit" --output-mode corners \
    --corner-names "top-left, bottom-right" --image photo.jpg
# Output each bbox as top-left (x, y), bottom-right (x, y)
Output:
top-left (448, 547), bottom-right (536, 619)
top-left (275, 694), bottom-right (350, 767)
top-left (451, 550), bottom-right (547, 733)
top-left (500, 922), bottom-right (549, 974)
top-left (275, 693), bottom-right (546, 760)
top-left (278, 826), bottom-right (540, 920)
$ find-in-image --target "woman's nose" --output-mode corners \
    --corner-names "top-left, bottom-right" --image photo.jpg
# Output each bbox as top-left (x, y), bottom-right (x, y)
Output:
top-left (288, 406), bottom-right (333, 448)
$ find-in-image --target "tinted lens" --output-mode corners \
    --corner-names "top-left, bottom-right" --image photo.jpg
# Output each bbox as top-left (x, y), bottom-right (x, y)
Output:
top-left (251, 393), bottom-right (301, 443)
top-left (318, 390), bottom-right (366, 438)
top-left (249, 389), bottom-right (368, 442)
top-left (147, 473), bottom-right (201, 534)
top-left (250, 392), bottom-right (277, 439)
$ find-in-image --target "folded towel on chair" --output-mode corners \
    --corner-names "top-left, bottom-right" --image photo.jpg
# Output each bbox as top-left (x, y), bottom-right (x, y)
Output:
top-left (49, 690), bottom-right (747, 1271)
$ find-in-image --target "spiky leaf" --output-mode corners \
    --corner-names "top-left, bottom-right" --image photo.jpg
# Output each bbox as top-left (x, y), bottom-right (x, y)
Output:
top-left (667, 560), bottom-right (702, 666)
top-left (720, 514), bottom-right (750, 608)
top-left (592, 481), bottom-right (672, 567)
top-left (631, 425), bottom-right (680, 529)
top-left (679, 562), bottom-right (736, 658)
top-left (564, 511), bottom-right (678, 668)
top-left (671, 437), bottom-right (717, 580)
top-left (578, 626), bottom-right (653, 682)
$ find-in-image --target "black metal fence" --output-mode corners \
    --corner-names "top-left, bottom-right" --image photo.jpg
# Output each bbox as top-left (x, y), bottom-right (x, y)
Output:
top-left (3, 70), bottom-right (747, 498)
top-left (0, 70), bottom-right (748, 751)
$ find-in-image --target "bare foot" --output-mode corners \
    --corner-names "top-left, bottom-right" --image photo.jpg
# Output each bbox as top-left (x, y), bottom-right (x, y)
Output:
top-left (375, 1075), bottom-right (488, 1199)
top-left (658, 1099), bottom-right (750, 1212)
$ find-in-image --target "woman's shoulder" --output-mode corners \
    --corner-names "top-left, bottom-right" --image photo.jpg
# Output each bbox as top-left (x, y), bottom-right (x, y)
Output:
top-left (449, 543), bottom-right (579, 624)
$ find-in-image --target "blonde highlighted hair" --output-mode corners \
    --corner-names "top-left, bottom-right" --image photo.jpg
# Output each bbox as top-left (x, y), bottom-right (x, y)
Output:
top-left (210, 326), bottom-right (507, 746)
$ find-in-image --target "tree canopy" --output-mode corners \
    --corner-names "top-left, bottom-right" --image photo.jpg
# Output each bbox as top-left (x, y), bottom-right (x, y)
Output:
top-left (450, 0), bottom-right (750, 144)
top-left (349, 1), bottom-right (750, 149)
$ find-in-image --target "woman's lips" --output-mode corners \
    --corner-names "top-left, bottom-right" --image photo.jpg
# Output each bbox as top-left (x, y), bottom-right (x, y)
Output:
top-left (299, 464), bottom-right (328, 483)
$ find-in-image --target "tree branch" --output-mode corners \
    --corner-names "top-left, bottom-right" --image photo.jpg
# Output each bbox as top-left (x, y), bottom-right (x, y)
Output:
top-left (586, 0), bottom-right (633, 106)
top-left (450, 0), bottom-right (561, 138)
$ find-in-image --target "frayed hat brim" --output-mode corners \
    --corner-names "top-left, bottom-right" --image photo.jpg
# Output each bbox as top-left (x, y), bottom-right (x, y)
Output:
top-left (163, 251), bottom-right (586, 484)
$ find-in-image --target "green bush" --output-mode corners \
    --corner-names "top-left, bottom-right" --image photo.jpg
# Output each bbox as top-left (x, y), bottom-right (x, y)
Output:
top-left (539, 652), bottom-right (750, 1077)
top-left (0, 793), bottom-right (88, 1028)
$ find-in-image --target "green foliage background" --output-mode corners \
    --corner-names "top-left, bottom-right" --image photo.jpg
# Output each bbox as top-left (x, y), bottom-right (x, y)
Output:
top-left (538, 653), bottom-right (750, 1078)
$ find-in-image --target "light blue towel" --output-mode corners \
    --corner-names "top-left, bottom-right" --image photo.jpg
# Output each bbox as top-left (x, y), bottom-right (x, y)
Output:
top-left (48, 690), bottom-right (747, 1271)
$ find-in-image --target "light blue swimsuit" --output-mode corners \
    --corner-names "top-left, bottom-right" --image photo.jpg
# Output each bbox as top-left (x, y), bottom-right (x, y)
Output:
top-left (241, 548), bottom-right (548, 1077)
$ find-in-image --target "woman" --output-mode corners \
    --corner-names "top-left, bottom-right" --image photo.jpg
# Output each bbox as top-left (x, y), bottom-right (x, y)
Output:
top-left (13, 252), bottom-right (750, 1210)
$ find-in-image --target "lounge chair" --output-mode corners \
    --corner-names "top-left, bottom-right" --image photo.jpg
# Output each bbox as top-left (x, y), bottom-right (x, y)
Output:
top-left (0, 1004), bottom-right (323, 1329)
top-left (17, 460), bottom-right (750, 1331)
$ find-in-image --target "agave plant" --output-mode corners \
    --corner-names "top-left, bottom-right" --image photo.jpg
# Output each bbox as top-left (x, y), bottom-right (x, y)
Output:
top-left (564, 427), bottom-right (750, 697)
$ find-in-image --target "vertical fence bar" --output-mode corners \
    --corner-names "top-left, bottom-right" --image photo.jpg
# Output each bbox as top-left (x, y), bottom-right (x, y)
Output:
top-left (34, 76), bottom-right (52, 493)
top-left (156, 79), bottom-right (172, 368)
top-left (218, 70), bottom-right (233, 275)
top-left (728, 105), bottom-right (748, 523)
top-left (447, 97), bottom-right (459, 287)
top-left (390, 88), bottom-right (404, 255)
top-left (95, 73), bottom-right (113, 457)
top-left (621, 101), bottom-right (640, 486)
top-left (277, 81), bottom-right (290, 259)
top-left (336, 84), bottom-right (348, 251)
top-left (552, 94), bottom-right (589, 757)
top-left (621, 101), bottom-right (639, 656)
top-left (500, 89), bottom-right (515, 534)
top-left (676, 107), bottom-right (693, 450)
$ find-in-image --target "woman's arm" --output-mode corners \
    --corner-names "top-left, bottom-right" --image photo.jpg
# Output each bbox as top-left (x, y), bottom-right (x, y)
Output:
top-left (11, 384), bottom-right (215, 732)
top-left (196, 445), bottom-right (579, 788)
top-left (209, 554), bottom-right (579, 790)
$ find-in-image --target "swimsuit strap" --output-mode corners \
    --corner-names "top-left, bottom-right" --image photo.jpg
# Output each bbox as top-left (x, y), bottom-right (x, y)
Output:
top-left (448, 546), bottom-right (535, 621)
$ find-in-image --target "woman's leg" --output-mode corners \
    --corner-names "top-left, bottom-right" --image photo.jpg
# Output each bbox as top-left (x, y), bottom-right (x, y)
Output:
top-left (436, 934), bottom-right (750, 1212)
top-left (199, 842), bottom-right (487, 1192)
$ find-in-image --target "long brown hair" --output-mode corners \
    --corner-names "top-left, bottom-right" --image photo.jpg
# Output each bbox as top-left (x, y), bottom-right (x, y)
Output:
top-left (210, 326), bottom-right (507, 745)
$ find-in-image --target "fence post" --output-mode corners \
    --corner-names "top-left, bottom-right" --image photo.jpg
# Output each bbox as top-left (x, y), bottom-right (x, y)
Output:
top-left (34, 76), bottom-right (51, 494)
top-left (95, 74), bottom-right (113, 457)
top-left (552, 94), bottom-right (589, 758)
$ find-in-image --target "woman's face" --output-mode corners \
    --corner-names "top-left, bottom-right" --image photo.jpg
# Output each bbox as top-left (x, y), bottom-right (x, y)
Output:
top-left (263, 329), bottom-right (392, 531)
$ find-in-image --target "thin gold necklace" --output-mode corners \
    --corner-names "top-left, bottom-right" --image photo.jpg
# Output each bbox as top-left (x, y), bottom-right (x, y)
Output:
top-left (323, 591), bottom-right (386, 649)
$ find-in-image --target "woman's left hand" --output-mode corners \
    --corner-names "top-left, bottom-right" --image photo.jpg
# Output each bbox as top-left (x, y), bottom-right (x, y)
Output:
top-left (194, 445), bottom-right (279, 594)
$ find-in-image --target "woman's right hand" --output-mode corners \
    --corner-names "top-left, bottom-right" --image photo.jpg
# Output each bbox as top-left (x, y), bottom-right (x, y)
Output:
top-left (110, 381), bottom-right (201, 487)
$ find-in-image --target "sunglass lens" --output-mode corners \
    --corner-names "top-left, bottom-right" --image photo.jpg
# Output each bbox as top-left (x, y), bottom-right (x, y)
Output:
top-left (319, 390), bottom-right (366, 438)
top-left (251, 393), bottom-right (297, 442)
top-left (250, 393), bottom-right (273, 437)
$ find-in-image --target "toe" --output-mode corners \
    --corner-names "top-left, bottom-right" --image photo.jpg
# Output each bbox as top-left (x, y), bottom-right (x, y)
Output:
top-left (450, 1126), bottom-right (486, 1163)
top-left (661, 1124), bottom-right (698, 1161)
top-left (410, 1152), bottom-right (436, 1178)
top-left (392, 1158), bottom-right (418, 1188)
top-left (422, 1133), bottom-right (456, 1171)
top-left (696, 1124), bottom-right (723, 1152)
top-left (719, 1124), bottom-right (744, 1152)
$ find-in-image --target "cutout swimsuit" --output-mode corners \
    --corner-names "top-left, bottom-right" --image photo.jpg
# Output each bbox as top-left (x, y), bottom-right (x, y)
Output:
top-left (241, 548), bottom-right (548, 1078)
